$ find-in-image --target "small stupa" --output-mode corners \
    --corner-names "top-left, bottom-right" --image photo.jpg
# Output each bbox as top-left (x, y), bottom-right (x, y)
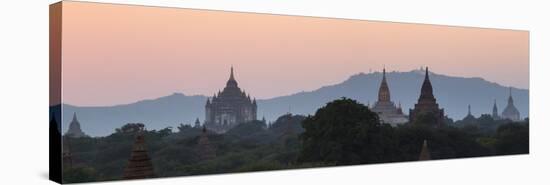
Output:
top-left (65, 112), bottom-right (87, 138)
top-left (197, 126), bottom-right (216, 160)
top-left (123, 126), bottom-right (155, 179)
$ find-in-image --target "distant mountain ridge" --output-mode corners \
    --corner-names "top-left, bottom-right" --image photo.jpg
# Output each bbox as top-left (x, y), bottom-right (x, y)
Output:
top-left (60, 70), bottom-right (528, 136)
top-left (62, 93), bottom-right (208, 137)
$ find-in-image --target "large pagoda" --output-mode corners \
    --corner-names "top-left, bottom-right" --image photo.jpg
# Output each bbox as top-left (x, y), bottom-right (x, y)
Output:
top-left (204, 67), bottom-right (257, 133)
top-left (371, 68), bottom-right (408, 125)
top-left (409, 67), bottom-right (445, 126)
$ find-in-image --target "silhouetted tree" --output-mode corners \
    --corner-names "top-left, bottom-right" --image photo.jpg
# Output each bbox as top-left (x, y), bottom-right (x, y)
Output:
top-left (226, 120), bottom-right (266, 137)
top-left (49, 117), bottom-right (62, 182)
top-left (115, 123), bottom-right (145, 134)
top-left (495, 123), bottom-right (529, 155)
top-left (412, 112), bottom-right (439, 128)
top-left (177, 124), bottom-right (193, 133)
top-left (269, 114), bottom-right (306, 136)
top-left (156, 127), bottom-right (173, 137)
top-left (298, 97), bottom-right (398, 165)
top-left (63, 167), bottom-right (97, 183)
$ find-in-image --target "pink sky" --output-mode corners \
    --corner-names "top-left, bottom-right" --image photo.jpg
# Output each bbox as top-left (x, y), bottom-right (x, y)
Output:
top-left (60, 2), bottom-right (529, 106)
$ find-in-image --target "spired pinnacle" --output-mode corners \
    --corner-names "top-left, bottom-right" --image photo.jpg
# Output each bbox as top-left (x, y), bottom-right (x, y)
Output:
top-left (425, 67), bottom-right (429, 80)
top-left (508, 87), bottom-right (514, 105)
top-left (409, 66), bottom-right (444, 127)
top-left (502, 87), bottom-right (520, 121)
top-left (226, 66), bottom-right (238, 87)
top-left (492, 99), bottom-right (499, 119)
top-left (378, 67), bottom-right (391, 102)
top-left (230, 65), bottom-right (235, 80)
top-left (463, 104), bottom-right (476, 121)
top-left (418, 67), bottom-right (435, 101)
top-left (72, 112), bottom-right (77, 122)
top-left (396, 101), bottom-right (404, 114)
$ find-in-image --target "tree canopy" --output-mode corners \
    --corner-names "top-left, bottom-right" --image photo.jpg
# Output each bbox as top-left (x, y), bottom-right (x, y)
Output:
top-left (298, 97), bottom-right (398, 165)
top-left (61, 98), bottom-right (529, 183)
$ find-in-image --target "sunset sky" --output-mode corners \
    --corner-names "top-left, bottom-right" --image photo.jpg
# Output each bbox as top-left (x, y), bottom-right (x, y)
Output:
top-left (60, 1), bottom-right (529, 106)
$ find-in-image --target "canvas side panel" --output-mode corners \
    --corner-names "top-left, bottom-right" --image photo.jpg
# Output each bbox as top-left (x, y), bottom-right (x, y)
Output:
top-left (49, 2), bottom-right (62, 184)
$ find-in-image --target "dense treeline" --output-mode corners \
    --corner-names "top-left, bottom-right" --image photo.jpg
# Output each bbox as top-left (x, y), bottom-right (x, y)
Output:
top-left (62, 98), bottom-right (528, 183)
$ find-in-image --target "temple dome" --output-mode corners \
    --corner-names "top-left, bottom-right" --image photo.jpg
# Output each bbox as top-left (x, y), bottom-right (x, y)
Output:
top-left (502, 88), bottom-right (520, 121)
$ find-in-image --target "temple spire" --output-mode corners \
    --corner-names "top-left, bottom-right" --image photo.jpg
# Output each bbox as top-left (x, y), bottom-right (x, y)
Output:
top-left (396, 101), bottom-right (404, 114)
top-left (230, 66), bottom-right (235, 80)
top-left (508, 87), bottom-right (514, 105)
top-left (502, 87), bottom-right (520, 121)
top-left (226, 66), bottom-right (238, 87)
top-left (72, 112), bottom-right (78, 122)
top-left (377, 67), bottom-right (391, 102)
top-left (425, 67), bottom-right (429, 80)
top-left (409, 66), bottom-right (444, 127)
top-left (418, 67), bottom-right (435, 101)
top-left (382, 67), bottom-right (387, 83)
top-left (492, 99), bottom-right (499, 119)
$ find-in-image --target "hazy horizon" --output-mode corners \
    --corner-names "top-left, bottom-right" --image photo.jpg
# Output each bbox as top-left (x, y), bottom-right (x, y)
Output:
top-left (60, 1), bottom-right (529, 106)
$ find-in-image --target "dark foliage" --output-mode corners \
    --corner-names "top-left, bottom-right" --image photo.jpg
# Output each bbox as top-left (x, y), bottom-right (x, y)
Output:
top-left (269, 114), bottom-right (306, 136)
top-left (298, 97), bottom-right (398, 165)
top-left (495, 122), bottom-right (529, 155)
top-left (62, 98), bottom-right (528, 183)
